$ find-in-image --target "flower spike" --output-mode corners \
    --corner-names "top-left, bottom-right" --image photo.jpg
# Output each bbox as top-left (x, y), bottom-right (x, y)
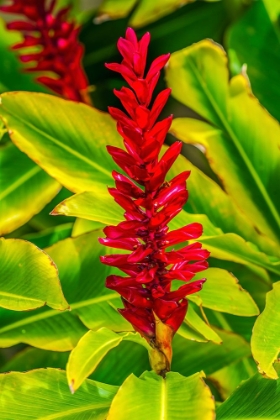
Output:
top-left (0, 0), bottom-right (91, 104)
top-left (100, 28), bottom-right (210, 375)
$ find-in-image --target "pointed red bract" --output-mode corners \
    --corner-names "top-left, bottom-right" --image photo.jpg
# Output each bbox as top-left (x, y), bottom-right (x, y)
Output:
top-left (101, 28), bottom-right (209, 345)
top-left (0, 0), bottom-right (90, 103)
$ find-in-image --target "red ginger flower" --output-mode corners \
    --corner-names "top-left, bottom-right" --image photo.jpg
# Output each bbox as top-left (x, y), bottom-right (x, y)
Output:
top-left (100, 28), bottom-right (210, 374)
top-left (0, 0), bottom-right (90, 104)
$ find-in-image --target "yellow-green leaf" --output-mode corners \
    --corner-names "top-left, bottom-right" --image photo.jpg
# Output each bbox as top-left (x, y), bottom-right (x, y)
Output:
top-left (191, 267), bottom-right (260, 316)
top-left (0, 369), bottom-right (118, 420)
top-left (166, 40), bottom-right (280, 243)
top-left (185, 301), bottom-right (222, 343)
top-left (216, 367), bottom-right (280, 419)
top-left (0, 92), bottom-right (122, 194)
top-left (107, 371), bottom-right (215, 420)
top-left (251, 281), bottom-right (280, 379)
top-left (67, 328), bottom-right (149, 392)
top-left (0, 238), bottom-right (68, 311)
top-left (0, 231), bottom-right (128, 350)
top-left (0, 143), bottom-right (60, 235)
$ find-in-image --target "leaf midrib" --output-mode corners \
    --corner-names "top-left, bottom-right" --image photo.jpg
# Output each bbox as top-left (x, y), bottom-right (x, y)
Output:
top-left (160, 378), bottom-right (167, 420)
top-left (1, 104), bottom-right (112, 179)
top-left (38, 401), bottom-right (112, 420)
top-left (187, 57), bottom-right (280, 229)
top-left (0, 292), bottom-right (118, 334)
top-left (0, 164), bottom-right (41, 201)
top-left (200, 235), bottom-right (280, 275)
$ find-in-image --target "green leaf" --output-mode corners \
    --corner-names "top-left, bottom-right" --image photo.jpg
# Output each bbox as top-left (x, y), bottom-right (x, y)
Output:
top-left (166, 40), bottom-right (280, 243)
top-left (184, 301), bottom-right (222, 343)
top-left (96, 0), bottom-right (218, 28)
top-left (0, 347), bottom-right (69, 373)
top-left (170, 122), bottom-right (279, 258)
top-left (216, 367), bottom-right (280, 419)
top-left (0, 368), bottom-right (118, 420)
top-left (21, 223), bottom-right (73, 249)
top-left (208, 357), bottom-right (257, 401)
top-left (0, 231), bottom-right (129, 350)
top-left (251, 281), bottom-right (280, 379)
top-left (199, 234), bottom-right (280, 276)
top-left (67, 328), bottom-right (149, 392)
top-left (191, 267), bottom-right (260, 316)
top-left (72, 218), bottom-right (105, 237)
top-left (0, 143), bottom-right (60, 235)
top-left (172, 329), bottom-right (251, 376)
top-left (227, 0), bottom-right (280, 121)
top-left (107, 370), bottom-right (215, 420)
top-left (0, 92), bottom-right (122, 194)
top-left (0, 238), bottom-right (69, 311)
top-left (52, 191), bottom-right (123, 224)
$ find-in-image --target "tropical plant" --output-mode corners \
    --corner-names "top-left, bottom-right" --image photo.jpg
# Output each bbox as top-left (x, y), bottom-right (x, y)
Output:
top-left (0, 0), bottom-right (279, 419)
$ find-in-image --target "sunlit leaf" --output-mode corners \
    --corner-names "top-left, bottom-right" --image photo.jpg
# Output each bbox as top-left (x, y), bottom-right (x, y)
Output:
top-left (107, 371), bottom-right (215, 420)
top-left (251, 281), bottom-right (280, 379)
top-left (191, 267), bottom-right (260, 316)
top-left (0, 143), bottom-right (60, 235)
top-left (166, 40), bottom-right (280, 243)
top-left (227, 0), bottom-right (280, 121)
top-left (0, 92), bottom-right (122, 194)
top-left (170, 122), bottom-right (279, 258)
top-left (184, 301), bottom-right (222, 343)
top-left (0, 238), bottom-right (68, 311)
top-left (0, 369), bottom-right (118, 420)
top-left (0, 231), bottom-right (129, 350)
top-left (67, 328), bottom-right (149, 392)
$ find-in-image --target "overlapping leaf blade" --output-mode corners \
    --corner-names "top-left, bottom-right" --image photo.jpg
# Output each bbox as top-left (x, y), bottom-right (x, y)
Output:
top-left (0, 92), bottom-right (122, 194)
top-left (67, 328), bottom-right (149, 392)
top-left (0, 231), bottom-right (129, 350)
top-left (0, 238), bottom-right (68, 311)
top-left (251, 281), bottom-right (280, 379)
top-left (0, 368), bottom-right (118, 420)
top-left (216, 367), bottom-right (280, 419)
top-left (227, 0), bottom-right (280, 121)
top-left (190, 267), bottom-right (259, 316)
top-left (107, 371), bottom-right (215, 420)
top-left (166, 40), bottom-right (280, 243)
top-left (0, 143), bottom-right (60, 235)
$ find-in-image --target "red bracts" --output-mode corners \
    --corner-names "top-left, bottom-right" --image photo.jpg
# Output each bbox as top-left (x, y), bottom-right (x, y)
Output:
top-left (0, 0), bottom-right (90, 103)
top-left (100, 28), bottom-right (209, 373)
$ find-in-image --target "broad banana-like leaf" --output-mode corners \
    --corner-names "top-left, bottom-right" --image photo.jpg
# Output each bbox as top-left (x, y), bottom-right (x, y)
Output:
top-left (21, 223), bottom-right (73, 249)
top-left (0, 92), bottom-right (122, 194)
top-left (190, 268), bottom-right (259, 316)
top-left (67, 328), bottom-right (149, 392)
top-left (0, 231), bottom-right (128, 350)
top-left (0, 368), bottom-right (117, 420)
top-left (0, 238), bottom-right (68, 311)
top-left (216, 366), bottom-right (280, 419)
top-left (166, 40), bottom-right (280, 244)
top-left (172, 329), bottom-right (250, 376)
top-left (0, 143), bottom-right (60, 235)
top-left (53, 191), bottom-right (280, 275)
top-left (227, 0), bottom-right (280, 121)
top-left (208, 357), bottom-right (257, 401)
top-left (251, 281), bottom-right (280, 379)
top-left (107, 370), bottom-right (215, 420)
